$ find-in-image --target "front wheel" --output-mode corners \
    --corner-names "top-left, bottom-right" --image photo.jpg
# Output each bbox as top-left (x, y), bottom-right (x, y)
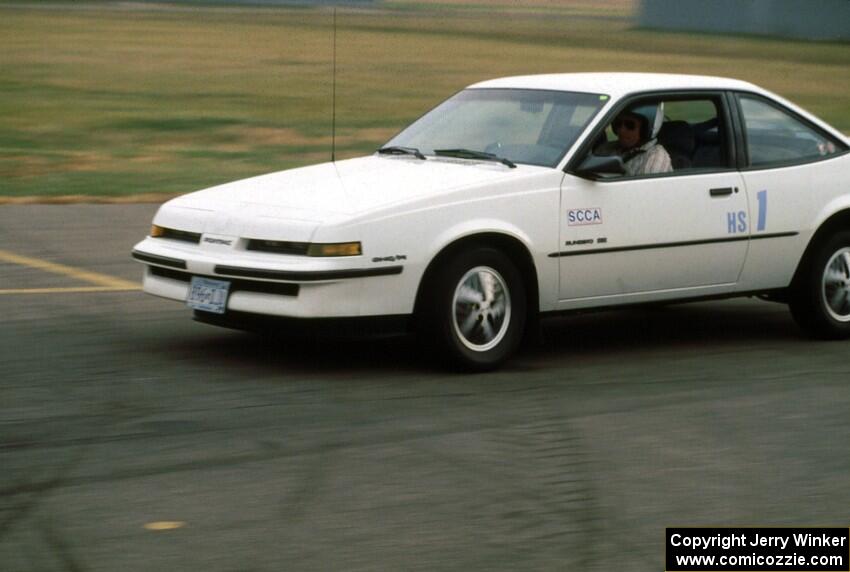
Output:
top-left (789, 231), bottom-right (850, 339)
top-left (421, 247), bottom-right (527, 371)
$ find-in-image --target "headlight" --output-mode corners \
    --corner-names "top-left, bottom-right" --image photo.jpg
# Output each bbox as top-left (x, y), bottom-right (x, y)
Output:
top-left (149, 225), bottom-right (201, 243)
top-left (307, 242), bottom-right (362, 257)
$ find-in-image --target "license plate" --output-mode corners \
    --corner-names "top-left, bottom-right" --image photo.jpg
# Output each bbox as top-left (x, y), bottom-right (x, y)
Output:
top-left (186, 276), bottom-right (231, 314)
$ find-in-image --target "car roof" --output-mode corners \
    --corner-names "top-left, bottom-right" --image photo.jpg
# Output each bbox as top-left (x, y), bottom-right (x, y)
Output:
top-left (468, 72), bottom-right (849, 147)
top-left (468, 72), bottom-right (764, 97)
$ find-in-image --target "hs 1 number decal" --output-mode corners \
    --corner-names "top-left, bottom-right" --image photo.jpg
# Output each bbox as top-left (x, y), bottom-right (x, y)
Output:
top-left (727, 190), bottom-right (768, 234)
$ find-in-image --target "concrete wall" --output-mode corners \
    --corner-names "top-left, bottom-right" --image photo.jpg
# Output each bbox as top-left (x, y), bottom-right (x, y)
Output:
top-left (638, 0), bottom-right (850, 41)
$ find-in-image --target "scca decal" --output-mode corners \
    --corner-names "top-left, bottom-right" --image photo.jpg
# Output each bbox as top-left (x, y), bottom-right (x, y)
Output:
top-left (567, 208), bottom-right (602, 226)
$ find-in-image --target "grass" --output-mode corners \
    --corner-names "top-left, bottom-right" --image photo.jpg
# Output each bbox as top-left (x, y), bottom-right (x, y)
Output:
top-left (0, 0), bottom-right (848, 199)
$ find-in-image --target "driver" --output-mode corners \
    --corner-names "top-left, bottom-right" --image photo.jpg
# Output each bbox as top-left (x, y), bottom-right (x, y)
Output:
top-left (597, 102), bottom-right (672, 176)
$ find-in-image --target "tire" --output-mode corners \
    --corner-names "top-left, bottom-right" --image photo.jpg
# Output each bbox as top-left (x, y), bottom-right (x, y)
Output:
top-left (789, 231), bottom-right (850, 339)
top-left (421, 247), bottom-right (527, 371)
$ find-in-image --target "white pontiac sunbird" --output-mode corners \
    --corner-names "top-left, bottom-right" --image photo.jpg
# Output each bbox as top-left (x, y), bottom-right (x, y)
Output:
top-left (133, 73), bottom-right (850, 370)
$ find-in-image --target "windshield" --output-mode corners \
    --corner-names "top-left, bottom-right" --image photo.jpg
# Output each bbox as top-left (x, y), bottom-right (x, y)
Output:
top-left (384, 88), bottom-right (607, 168)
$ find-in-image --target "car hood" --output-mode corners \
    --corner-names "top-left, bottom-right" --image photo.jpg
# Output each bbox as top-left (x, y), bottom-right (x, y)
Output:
top-left (169, 155), bottom-right (540, 219)
top-left (155, 155), bottom-right (545, 241)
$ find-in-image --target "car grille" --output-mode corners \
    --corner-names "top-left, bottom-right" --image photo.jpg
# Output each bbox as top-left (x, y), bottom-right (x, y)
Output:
top-left (149, 266), bottom-right (299, 297)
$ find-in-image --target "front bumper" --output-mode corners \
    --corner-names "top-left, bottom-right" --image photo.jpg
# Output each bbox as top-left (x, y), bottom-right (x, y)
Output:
top-left (192, 308), bottom-right (412, 338)
top-left (132, 237), bottom-right (413, 318)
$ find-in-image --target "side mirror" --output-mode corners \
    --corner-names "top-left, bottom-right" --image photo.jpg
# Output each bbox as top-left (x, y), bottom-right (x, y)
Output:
top-left (574, 153), bottom-right (625, 178)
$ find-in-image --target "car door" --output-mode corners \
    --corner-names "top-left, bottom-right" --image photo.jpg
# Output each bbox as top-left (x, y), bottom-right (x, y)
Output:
top-left (556, 92), bottom-right (749, 304)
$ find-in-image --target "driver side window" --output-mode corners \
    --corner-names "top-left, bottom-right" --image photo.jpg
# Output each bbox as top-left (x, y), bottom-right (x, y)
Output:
top-left (584, 94), bottom-right (731, 178)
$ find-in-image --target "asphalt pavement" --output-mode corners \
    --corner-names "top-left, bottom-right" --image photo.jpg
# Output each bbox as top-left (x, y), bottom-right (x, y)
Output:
top-left (1, 204), bottom-right (848, 571)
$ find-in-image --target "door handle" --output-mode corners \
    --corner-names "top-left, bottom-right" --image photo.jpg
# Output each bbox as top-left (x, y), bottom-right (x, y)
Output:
top-left (709, 187), bottom-right (736, 197)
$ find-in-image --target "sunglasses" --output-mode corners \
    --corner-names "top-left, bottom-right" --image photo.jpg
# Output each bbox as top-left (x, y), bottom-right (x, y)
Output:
top-left (613, 118), bottom-right (639, 131)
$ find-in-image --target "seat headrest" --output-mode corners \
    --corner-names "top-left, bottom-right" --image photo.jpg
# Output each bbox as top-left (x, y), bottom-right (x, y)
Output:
top-left (657, 121), bottom-right (696, 155)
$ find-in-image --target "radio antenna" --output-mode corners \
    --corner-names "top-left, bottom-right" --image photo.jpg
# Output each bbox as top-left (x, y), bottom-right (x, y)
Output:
top-left (331, 7), bottom-right (337, 163)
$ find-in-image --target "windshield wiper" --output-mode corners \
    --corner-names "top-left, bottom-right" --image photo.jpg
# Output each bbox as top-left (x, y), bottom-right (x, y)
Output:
top-left (377, 146), bottom-right (426, 160)
top-left (433, 148), bottom-right (516, 169)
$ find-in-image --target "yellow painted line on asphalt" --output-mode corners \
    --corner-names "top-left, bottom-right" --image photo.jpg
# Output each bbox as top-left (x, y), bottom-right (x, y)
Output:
top-left (144, 521), bottom-right (186, 531)
top-left (0, 248), bottom-right (140, 290)
top-left (0, 286), bottom-right (140, 295)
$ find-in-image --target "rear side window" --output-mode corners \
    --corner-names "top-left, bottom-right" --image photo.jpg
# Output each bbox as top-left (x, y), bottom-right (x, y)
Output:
top-left (739, 96), bottom-right (845, 167)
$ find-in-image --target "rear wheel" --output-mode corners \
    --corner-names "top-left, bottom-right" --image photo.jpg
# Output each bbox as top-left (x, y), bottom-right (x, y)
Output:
top-left (789, 231), bottom-right (850, 339)
top-left (422, 247), bottom-right (527, 371)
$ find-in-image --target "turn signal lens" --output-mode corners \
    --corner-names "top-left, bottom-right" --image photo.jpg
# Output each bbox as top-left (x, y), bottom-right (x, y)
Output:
top-left (150, 224), bottom-right (166, 237)
top-left (307, 242), bottom-right (362, 257)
